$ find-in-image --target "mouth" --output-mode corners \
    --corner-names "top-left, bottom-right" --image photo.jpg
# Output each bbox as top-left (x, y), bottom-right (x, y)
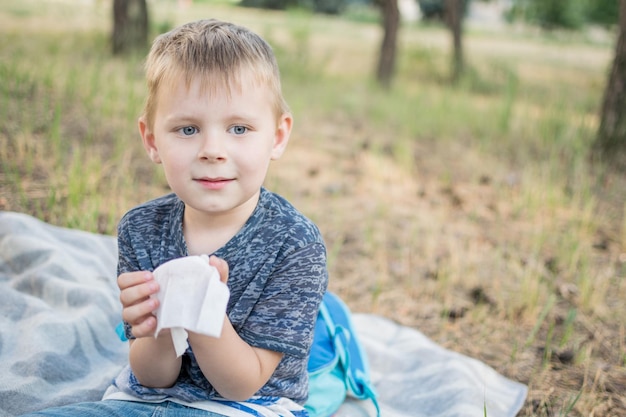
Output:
top-left (194, 177), bottom-right (233, 190)
top-left (196, 176), bottom-right (231, 182)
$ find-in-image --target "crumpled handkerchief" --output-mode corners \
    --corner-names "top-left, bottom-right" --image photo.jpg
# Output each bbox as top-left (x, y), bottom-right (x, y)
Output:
top-left (151, 255), bottom-right (230, 357)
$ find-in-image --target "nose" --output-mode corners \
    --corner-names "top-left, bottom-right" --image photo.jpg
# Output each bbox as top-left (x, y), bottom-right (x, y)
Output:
top-left (197, 132), bottom-right (226, 162)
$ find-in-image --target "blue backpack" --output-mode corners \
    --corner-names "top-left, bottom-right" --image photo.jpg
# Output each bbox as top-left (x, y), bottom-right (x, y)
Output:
top-left (305, 292), bottom-right (380, 417)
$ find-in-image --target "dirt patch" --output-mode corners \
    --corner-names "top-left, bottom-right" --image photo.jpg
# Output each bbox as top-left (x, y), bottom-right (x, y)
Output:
top-left (269, 114), bottom-right (626, 416)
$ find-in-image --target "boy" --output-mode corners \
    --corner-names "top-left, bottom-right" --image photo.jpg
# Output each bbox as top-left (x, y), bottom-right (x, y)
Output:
top-left (24, 18), bottom-right (328, 417)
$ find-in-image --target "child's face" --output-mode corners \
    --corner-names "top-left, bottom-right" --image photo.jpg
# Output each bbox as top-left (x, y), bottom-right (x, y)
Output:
top-left (140, 74), bottom-right (291, 219)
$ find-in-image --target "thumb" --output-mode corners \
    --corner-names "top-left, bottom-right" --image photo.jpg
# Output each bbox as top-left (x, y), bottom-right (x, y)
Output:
top-left (208, 255), bottom-right (229, 284)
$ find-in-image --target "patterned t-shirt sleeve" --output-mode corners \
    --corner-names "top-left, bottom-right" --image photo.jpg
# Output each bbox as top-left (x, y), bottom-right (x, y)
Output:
top-left (117, 213), bottom-right (141, 341)
top-left (117, 213), bottom-right (140, 276)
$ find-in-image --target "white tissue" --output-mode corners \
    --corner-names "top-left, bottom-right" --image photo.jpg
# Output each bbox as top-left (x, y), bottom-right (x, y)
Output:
top-left (151, 255), bottom-right (230, 357)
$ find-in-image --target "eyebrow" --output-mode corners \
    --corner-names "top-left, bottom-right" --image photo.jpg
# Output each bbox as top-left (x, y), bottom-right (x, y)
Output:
top-left (162, 113), bottom-right (200, 125)
top-left (162, 111), bottom-right (265, 126)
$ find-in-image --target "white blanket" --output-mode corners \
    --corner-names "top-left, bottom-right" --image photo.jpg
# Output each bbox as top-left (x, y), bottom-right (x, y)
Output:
top-left (0, 211), bottom-right (527, 417)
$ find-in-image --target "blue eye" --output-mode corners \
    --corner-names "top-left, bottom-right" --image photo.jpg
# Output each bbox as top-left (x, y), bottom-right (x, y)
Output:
top-left (230, 125), bottom-right (248, 135)
top-left (180, 126), bottom-right (197, 136)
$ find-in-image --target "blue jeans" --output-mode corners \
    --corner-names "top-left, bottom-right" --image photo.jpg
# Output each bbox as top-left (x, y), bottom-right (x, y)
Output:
top-left (20, 400), bottom-right (228, 417)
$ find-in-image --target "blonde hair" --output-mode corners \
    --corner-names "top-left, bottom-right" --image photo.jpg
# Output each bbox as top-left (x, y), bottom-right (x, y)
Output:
top-left (142, 19), bottom-right (289, 129)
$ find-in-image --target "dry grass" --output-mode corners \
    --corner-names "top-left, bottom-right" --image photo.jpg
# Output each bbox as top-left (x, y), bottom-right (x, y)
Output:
top-left (1, 0), bottom-right (625, 415)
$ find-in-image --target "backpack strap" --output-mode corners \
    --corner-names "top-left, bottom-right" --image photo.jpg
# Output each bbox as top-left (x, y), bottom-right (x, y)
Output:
top-left (319, 293), bottom-right (381, 416)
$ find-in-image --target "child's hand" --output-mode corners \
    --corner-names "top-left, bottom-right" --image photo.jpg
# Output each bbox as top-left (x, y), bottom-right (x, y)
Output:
top-left (208, 255), bottom-right (229, 284)
top-left (118, 271), bottom-right (160, 339)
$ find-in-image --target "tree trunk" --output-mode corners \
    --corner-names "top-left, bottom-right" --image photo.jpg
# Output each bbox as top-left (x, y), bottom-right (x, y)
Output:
top-left (376, 0), bottom-right (400, 89)
top-left (112, 0), bottom-right (149, 55)
top-left (595, 0), bottom-right (626, 168)
top-left (444, 0), bottom-right (463, 82)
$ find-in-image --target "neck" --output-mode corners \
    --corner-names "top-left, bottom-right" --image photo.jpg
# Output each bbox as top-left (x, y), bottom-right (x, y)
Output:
top-left (183, 191), bottom-right (260, 255)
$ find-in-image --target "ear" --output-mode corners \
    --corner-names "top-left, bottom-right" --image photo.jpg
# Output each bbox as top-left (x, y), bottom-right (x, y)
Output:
top-left (138, 117), bottom-right (161, 164)
top-left (270, 112), bottom-right (292, 160)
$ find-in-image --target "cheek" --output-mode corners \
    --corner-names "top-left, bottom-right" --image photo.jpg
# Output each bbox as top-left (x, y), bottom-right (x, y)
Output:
top-left (240, 147), bottom-right (273, 171)
top-left (160, 145), bottom-right (192, 166)
top-left (159, 154), bottom-right (190, 181)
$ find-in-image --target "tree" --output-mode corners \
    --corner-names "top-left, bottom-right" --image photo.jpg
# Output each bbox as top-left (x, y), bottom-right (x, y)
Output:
top-left (376, 0), bottom-right (400, 89)
top-left (586, 0), bottom-right (618, 27)
top-left (443, 0), bottom-right (464, 82)
top-left (595, 0), bottom-right (626, 168)
top-left (418, 0), bottom-right (466, 82)
top-left (112, 0), bottom-right (149, 55)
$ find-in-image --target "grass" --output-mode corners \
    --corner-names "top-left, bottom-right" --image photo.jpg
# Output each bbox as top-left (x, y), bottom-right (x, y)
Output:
top-left (1, 1), bottom-right (625, 415)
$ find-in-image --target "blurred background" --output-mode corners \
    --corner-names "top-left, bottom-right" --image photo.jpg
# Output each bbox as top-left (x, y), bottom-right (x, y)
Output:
top-left (1, 0), bottom-right (625, 415)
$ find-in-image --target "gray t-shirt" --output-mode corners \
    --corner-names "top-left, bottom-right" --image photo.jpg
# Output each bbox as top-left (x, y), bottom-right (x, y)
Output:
top-left (113, 188), bottom-right (328, 404)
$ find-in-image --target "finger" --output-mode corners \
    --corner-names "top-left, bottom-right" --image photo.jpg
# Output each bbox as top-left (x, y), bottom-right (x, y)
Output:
top-left (122, 297), bottom-right (159, 325)
top-left (209, 255), bottom-right (229, 284)
top-left (118, 271), bottom-right (154, 291)
top-left (119, 280), bottom-right (160, 308)
top-left (129, 315), bottom-right (158, 339)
